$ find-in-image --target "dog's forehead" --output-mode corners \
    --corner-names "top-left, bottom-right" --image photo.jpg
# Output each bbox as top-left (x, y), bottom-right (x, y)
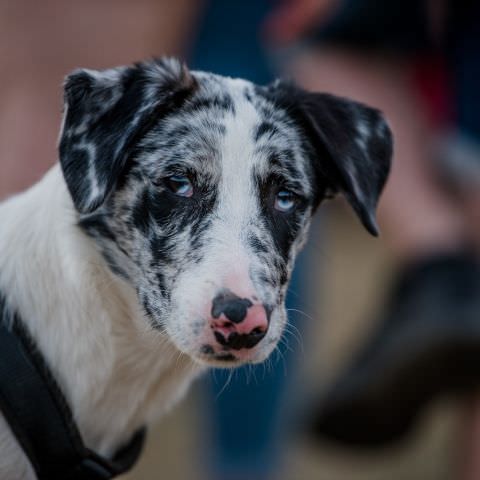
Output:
top-left (139, 72), bottom-right (310, 188)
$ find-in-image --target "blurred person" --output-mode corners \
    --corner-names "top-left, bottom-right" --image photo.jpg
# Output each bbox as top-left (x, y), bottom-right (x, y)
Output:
top-left (265, 0), bottom-right (480, 478)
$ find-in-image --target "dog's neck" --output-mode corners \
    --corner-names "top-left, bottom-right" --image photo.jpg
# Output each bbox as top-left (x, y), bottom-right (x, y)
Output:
top-left (0, 165), bottom-right (203, 457)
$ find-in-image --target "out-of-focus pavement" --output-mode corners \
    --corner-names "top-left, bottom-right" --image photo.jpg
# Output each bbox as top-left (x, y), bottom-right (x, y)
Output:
top-left (124, 203), bottom-right (462, 480)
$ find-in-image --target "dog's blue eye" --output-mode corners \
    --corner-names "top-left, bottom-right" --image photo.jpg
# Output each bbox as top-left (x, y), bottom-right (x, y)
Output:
top-left (274, 190), bottom-right (296, 212)
top-left (166, 175), bottom-right (193, 197)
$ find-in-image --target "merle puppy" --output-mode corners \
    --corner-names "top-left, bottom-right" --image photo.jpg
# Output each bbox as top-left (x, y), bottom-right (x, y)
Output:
top-left (0, 58), bottom-right (391, 479)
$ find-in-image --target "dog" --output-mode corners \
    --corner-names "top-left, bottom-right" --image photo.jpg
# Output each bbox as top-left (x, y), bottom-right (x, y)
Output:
top-left (0, 57), bottom-right (392, 479)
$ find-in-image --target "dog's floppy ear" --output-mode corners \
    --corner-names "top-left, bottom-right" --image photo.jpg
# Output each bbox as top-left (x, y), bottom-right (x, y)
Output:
top-left (270, 82), bottom-right (392, 236)
top-left (59, 58), bottom-right (197, 213)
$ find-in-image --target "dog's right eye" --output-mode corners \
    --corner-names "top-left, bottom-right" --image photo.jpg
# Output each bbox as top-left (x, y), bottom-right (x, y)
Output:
top-left (165, 175), bottom-right (193, 197)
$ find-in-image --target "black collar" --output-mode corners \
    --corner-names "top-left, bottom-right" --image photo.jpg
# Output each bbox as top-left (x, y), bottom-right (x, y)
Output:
top-left (0, 296), bottom-right (145, 480)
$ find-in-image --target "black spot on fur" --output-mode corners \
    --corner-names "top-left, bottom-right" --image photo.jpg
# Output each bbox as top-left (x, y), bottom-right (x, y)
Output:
top-left (201, 345), bottom-right (214, 355)
top-left (167, 124), bottom-right (194, 141)
top-left (141, 296), bottom-right (155, 320)
top-left (101, 249), bottom-right (130, 280)
top-left (254, 121), bottom-right (278, 142)
top-left (79, 214), bottom-right (116, 242)
top-left (149, 235), bottom-right (174, 267)
top-left (132, 188), bottom-right (153, 235)
top-left (156, 272), bottom-right (168, 300)
top-left (184, 94), bottom-right (235, 115)
top-left (248, 234), bottom-right (269, 254)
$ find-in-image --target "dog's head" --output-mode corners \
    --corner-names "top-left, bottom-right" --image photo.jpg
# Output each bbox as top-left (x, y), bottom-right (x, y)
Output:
top-left (59, 58), bottom-right (392, 367)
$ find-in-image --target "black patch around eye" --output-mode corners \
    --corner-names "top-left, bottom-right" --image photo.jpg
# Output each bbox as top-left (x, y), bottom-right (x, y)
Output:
top-left (132, 188), bottom-right (153, 235)
top-left (132, 185), bottom-right (186, 232)
top-left (268, 209), bottom-right (302, 259)
top-left (256, 174), bottom-right (305, 261)
top-left (131, 180), bottom-right (217, 268)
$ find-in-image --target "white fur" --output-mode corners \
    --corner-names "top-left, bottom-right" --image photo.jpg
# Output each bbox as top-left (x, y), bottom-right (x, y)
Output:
top-left (0, 166), bottom-right (204, 479)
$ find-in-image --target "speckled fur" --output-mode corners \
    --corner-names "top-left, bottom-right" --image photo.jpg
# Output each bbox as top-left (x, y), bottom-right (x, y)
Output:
top-left (0, 58), bottom-right (392, 479)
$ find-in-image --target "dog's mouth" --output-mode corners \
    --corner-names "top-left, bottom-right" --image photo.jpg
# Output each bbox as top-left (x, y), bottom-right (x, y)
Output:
top-left (210, 352), bottom-right (238, 364)
top-left (184, 305), bottom-right (282, 367)
top-left (195, 343), bottom-right (267, 367)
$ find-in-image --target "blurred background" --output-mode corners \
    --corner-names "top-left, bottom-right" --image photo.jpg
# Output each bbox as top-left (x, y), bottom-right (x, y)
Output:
top-left (1, 1), bottom-right (479, 479)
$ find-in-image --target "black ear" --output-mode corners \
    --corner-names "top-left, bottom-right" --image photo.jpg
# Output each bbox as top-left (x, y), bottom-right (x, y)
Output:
top-left (269, 83), bottom-right (393, 236)
top-left (59, 58), bottom-right (197, 213)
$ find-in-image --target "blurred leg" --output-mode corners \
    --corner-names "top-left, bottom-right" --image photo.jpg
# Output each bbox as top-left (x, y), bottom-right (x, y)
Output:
top-left (286, 0), bottom-right (480, 469)
top-left (290, 45), bottom-right (480, 450)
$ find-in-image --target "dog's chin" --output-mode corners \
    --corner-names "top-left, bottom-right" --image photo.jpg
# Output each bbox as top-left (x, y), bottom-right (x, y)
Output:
top-left (190, 346), bottom-right (273, 368)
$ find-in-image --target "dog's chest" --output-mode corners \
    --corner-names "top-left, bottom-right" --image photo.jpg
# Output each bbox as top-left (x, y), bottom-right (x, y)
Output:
top-left (76, 340), bottom-right (203, 456)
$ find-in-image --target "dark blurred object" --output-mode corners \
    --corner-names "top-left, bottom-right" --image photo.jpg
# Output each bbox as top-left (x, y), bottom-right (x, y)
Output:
top-left (313, 253), bottom-right (480, 447)
top-left (299, 0), bottom-right (480, 456)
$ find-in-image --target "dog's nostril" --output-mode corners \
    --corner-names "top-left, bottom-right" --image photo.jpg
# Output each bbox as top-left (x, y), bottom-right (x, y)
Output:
top-left (223, 302), bottom-right (249, 323)
top-left (211, 291), bottom-right (253, 324)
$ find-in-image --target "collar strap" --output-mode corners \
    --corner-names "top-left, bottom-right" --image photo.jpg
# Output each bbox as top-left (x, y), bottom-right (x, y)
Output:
top-left (0, 297), bottom-right (145, 479)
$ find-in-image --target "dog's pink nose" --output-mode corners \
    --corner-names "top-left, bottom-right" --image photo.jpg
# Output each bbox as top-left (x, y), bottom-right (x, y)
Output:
top-left (210, 292), bottom-right (269, 350)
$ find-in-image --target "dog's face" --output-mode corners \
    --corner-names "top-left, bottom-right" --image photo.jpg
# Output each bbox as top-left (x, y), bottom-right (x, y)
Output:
top-left (59, 59), bottom-right (392, 367)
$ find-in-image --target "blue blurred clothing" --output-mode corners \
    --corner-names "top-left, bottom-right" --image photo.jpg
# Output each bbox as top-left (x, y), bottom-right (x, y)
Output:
top-left (190, 0), bottom-right (273, 84)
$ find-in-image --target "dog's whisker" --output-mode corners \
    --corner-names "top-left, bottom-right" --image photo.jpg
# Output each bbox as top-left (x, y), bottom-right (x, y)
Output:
top-left (285, 308), bottom-right (314, 322)
top-left (215, 369), bottom-right (234, 400)
top-left (282, 324), bottom-right (304, 354)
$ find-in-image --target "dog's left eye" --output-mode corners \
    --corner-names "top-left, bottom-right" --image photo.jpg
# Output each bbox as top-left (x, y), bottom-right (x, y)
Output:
top-left (166, 175), bottom-right (193, 197)
top-left (274, 190), bottom-right (297, 212)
